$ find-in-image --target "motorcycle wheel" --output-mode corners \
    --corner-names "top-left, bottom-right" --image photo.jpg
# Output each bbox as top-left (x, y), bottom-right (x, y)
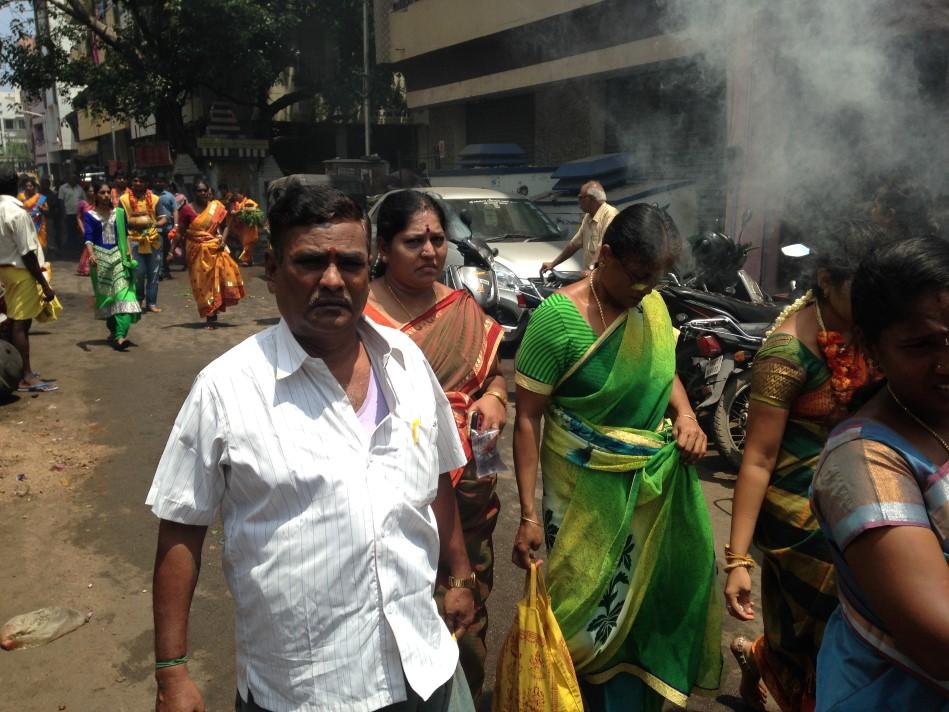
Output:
top-left (712, 370), bottom-right (752, 471)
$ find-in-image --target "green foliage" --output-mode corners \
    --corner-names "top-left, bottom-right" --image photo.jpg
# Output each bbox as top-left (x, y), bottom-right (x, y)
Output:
top-left (237, 206), bottom-right (265, 226)
top-left (0, 0), bottom-right (404, 133)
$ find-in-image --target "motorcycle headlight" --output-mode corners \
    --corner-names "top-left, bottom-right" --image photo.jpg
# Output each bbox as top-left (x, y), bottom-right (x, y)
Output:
top-left (493, 262), bottom-right (525, 292)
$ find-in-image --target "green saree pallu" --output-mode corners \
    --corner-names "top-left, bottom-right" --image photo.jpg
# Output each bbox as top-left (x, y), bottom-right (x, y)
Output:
top-left (517, 292), bottom-right (722, 709)
top-left (89, 207), bottom-right (142, 328)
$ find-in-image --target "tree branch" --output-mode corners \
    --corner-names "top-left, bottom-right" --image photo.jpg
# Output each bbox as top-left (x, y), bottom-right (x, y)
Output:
top-left (265, 89), bottom-right (317, 117)
top-left (46, 0), bottom-right (121, 49)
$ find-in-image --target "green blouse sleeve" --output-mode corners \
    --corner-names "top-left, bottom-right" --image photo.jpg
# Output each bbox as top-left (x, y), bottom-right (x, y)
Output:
top-left (515, 294), bottom-right (573, 395)
top-left (749, 332), bottom-right (810, 409)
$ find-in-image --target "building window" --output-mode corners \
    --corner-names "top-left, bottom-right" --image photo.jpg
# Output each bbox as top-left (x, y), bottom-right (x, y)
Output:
top-left (2, 119), bottom-right (13, 130)
top-left (16, 119), bottom-right (25, 130)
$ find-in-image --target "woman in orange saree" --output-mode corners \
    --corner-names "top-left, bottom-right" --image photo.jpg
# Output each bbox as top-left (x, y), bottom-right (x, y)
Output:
top-left (179, 179), bottom-right (245, 328)
top-left (364, 190), bottom-right (507, 707)
top-left (18, 177), bottom-right (49, 248)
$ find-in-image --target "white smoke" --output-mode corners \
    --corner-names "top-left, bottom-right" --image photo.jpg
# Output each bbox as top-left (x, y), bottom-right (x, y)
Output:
top-left (659, 0), bottom-right (949, 228)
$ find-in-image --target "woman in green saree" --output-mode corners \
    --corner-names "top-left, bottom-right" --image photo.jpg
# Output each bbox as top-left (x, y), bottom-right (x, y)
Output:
top-left (82, 181), bottom-right (141, 350)
top-left (512, 204), bottom-right (722, 711)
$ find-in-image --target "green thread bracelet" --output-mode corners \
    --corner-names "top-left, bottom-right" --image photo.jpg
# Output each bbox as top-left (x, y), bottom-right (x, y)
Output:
top-left (155, 655), bottom-right (189, 670)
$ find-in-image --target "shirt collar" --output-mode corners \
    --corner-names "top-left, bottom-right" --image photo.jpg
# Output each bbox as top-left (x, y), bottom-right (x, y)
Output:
top-left (592, 201), bottom-right (612, 224)
top-left (0, 195), bottom-right (23, 207)
top-left (273, 315), bottom-right (406, 381)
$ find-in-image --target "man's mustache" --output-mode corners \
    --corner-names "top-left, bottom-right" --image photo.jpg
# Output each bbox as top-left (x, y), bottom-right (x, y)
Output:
top-left (308, 295), bottom-right (351, 310)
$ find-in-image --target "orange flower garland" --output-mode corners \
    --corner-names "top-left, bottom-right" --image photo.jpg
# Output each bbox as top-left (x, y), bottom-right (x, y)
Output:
top-left (815, 301), bottom-right (881, 409)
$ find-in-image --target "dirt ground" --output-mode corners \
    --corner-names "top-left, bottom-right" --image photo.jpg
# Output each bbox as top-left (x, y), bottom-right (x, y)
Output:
top-left (0, 259), bottom-right (763, 711)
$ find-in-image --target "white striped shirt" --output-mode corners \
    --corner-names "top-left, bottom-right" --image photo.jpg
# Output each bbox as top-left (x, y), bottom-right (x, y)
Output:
top-left (146, 317), bottom-right (467, 712)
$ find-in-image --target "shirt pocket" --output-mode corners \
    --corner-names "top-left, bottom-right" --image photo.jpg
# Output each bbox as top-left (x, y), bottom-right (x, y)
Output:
top-left (372, 416), bottom-right (440, 507)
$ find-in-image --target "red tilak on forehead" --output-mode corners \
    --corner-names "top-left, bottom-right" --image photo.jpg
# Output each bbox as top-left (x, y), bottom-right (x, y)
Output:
top-left (327, 246), bottom-right (337, 257)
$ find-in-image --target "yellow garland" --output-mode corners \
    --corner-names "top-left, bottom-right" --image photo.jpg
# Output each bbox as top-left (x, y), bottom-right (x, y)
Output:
top-left (764, 289), bottom-right (815, 338)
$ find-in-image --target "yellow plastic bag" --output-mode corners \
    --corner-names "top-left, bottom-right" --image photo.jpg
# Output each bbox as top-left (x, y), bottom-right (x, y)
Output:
top-left (492, 562), bottom-right (584, 712)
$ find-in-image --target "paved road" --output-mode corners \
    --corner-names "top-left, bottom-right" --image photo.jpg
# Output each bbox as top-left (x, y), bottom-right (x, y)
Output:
top-left (0, 261), bottom-right (762, 710)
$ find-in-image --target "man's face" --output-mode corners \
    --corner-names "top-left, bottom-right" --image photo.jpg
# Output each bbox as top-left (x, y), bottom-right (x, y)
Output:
top-left (578, 189), bottom-right (597, 216)
top-left (265, 219), bottom-right (371, 355)
top-left (131, 177), bottom-right (146, 196)
top-left (153, 179), bottom-right (166, 193)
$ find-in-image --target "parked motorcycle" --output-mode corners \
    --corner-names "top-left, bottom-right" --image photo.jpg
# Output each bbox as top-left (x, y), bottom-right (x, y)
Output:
top-left (672, 313), bottom-right (771, 468)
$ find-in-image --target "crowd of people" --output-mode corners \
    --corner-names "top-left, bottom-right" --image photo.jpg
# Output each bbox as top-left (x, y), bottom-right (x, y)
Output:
top-left (0, 170), bottom-right (255, 387)
top-left (142, 173), bottom-right (946, 712)
top-left (1, 164), bottom-right (945, 710)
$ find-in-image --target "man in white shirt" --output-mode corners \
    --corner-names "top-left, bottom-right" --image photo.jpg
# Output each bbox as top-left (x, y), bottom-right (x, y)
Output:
top-left (148, 179), bottom-right (476, 712)
top-left (57, 174), bottom-right (86, 254)
top-left (0, 170), bottom-right (60, 393)
top-left (541, 180), bottom-right (619, 273)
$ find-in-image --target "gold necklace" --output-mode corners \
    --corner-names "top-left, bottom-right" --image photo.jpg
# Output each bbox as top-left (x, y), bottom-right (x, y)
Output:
top-left (590, 270), bottom-right (608, 330)
top-left (384, 278), bottom-right (435, 323)
top-left (887, 383), bottom-right (949, 455)
top-left (815, 298), bottom-right (851, 345)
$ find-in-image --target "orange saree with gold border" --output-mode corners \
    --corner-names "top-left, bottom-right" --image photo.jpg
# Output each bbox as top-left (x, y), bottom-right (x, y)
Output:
top-left (185, 200), bottom-right (245, 318)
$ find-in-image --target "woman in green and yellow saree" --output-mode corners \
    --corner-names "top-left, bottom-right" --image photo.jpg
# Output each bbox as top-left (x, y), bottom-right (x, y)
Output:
top-left (512, 204), bottom-right (722, 711)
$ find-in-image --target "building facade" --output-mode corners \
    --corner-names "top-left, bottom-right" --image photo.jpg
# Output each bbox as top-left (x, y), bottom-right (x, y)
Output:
top-left (0, 91), bottom-right (32, 172)
top-left (375, 0), bottom-right (949, 288)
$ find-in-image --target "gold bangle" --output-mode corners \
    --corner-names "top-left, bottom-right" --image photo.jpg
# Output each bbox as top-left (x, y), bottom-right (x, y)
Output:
top-left (723, 560), bottom-right (755, 572)
top-left (520, 515), bottom-right (543, 527)
top-left (484, 390), bottom-right (508, 407)
top-left (724, 545), bottom-right (756, 570)
top-left (677, 413), bottom-right (698, 423)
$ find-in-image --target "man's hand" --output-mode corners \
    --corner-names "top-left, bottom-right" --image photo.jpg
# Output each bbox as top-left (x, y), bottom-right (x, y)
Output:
top-left (540, 261), bottom-right (554, 276)
top-left (155, 665), bottom-right (205, 712)
top-left (442, 587), bottom-right (476, 639)
top-left (41, 283), bottom-right (56, 302)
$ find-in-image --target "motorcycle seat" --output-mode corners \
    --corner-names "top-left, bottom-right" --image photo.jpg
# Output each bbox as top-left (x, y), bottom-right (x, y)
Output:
top-left (741, 322), bottom-right (771, 338)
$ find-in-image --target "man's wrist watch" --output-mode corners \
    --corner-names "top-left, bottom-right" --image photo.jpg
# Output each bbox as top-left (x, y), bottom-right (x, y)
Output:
top-left (447, 572), bottom-right (476, 590)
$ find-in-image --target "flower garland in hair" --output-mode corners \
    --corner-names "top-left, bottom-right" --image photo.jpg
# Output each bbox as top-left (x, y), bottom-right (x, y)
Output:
top-left (765, 289), bottom-right (814, 337)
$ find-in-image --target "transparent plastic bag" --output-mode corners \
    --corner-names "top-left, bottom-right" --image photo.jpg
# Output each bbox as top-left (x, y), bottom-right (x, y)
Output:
top-left (471, 428), bottom-right (505, 477)
top-left (1, 607), bottom-right (91, 651)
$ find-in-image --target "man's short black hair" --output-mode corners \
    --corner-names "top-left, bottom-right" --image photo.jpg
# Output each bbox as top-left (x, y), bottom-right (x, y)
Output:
top-left (0, 170), bottom-right (18, 196)
top-left (267, 177), bottom-right (367, 261)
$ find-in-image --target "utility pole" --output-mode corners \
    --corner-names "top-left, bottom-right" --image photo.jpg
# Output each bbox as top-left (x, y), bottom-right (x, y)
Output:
top-left (362, 0), bottom-right (371, 157)
top-left (32, 0), bottom-right (56, 179)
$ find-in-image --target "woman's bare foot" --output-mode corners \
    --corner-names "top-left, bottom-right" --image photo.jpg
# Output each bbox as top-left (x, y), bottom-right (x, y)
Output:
top-left (730, 636), bottom-right (767, 709)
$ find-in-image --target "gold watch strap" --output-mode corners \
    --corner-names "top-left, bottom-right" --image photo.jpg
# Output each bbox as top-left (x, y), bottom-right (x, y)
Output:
top-left (447, 572), bottom-right (476, 589)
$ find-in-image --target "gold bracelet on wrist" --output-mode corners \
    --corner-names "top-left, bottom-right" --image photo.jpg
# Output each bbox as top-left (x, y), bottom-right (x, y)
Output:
top-left (723, 560), bottom-right (756, 572)
top-left (724, 545), bottom-right (756, 570)
top-left (483, 390), bottom-right (507, 407)
top-left (520, 515), bottom-right (543, 527)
